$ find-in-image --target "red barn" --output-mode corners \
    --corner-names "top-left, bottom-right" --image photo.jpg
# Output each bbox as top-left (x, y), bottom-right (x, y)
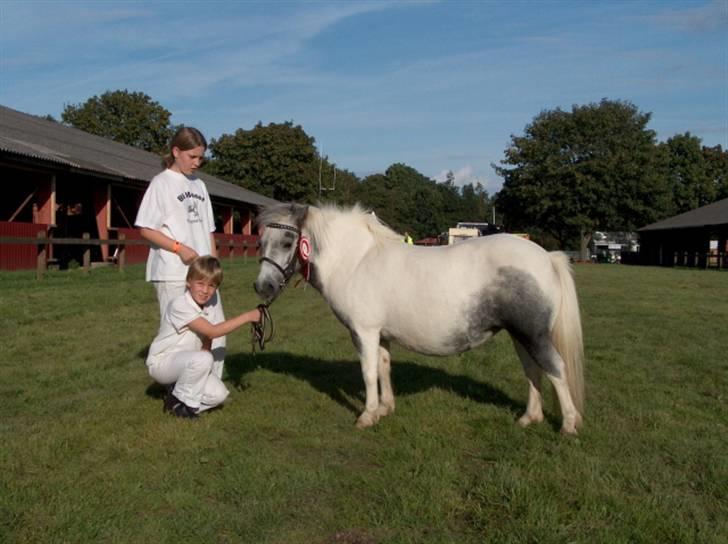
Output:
top-left (0, 105), bottom-right (277, 270)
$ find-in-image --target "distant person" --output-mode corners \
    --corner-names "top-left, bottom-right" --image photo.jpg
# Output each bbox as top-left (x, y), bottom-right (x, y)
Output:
top-left (135, 127), bottom-right (227, 382)
top-left (146, 256), bottom-right (261, 418)
top-left (404, 232), bottom-right (414, 245)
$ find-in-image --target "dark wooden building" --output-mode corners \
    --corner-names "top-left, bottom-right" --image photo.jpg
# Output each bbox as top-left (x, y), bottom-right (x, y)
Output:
top-left (0, 105), bottom-right (277, 270)
top-left (638, 198), bottom-right (728, 268)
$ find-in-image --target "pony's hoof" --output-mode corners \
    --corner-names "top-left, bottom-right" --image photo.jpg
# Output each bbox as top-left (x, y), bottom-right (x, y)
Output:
top-left (560, 422), bottom-right (579, 435)
top-left (375, 403), bottom-right (395, 418)
top-left (560, 412), bottom-right (583, 434)
top-left (355, 411), bottom-right (379, 429)
top-left (518, 413), bottom-right (544, 427)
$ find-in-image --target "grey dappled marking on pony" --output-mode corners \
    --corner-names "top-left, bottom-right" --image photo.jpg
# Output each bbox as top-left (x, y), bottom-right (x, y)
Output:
top-left (254, 203), bottom-right (585, 434)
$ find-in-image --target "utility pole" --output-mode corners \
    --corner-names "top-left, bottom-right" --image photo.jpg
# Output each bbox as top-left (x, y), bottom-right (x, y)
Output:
top-left (318, 147), bottom-right (336, 197)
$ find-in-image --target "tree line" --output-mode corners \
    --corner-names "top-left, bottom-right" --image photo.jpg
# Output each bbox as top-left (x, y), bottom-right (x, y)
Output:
top-left (59, 91), bottom-right (728, 251)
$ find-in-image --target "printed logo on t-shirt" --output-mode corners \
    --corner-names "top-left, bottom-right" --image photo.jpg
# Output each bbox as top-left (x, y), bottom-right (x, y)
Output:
top-left (176, 191), bottom-right (205, 224)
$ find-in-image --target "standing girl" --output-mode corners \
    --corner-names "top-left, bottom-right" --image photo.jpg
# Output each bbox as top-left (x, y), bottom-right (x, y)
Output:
top-left (135, 127), bottom-right (226, 380)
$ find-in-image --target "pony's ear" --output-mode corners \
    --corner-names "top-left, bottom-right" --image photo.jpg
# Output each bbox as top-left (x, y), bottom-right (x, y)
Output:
top-left (290, 203), bottom-right (309, 228)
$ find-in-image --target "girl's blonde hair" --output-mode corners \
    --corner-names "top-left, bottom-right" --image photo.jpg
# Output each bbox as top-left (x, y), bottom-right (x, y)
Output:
top-left (186, 255), bottom-right (223, 286)
top-left (162, 126), bottom-right (207, 168)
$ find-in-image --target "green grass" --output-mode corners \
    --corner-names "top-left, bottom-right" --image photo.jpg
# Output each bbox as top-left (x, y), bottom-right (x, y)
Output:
top-left (1, 260), bottom-right (726, 543)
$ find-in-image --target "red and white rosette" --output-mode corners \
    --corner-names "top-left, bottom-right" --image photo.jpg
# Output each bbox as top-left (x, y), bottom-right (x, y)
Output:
top-left (299, 236), bottom-right (311, 262)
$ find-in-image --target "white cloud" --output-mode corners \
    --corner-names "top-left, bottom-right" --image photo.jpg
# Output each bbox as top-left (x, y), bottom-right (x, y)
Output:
top-left (648, 0), bottom-right (728, 34)
top-left (434, 166), bottom-right (474, 185)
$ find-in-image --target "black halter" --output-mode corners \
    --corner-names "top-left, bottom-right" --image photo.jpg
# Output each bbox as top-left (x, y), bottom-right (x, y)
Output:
top-left (259, 222), bottom-right (302, 298)
top-left (251, 222), bottom-right (302, 352)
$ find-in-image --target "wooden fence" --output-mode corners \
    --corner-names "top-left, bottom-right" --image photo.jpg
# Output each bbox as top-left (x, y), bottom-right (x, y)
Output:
top-left (0, 232), bottom-right (260, 279)
top-left (673, 251), bottom-right (728, 270)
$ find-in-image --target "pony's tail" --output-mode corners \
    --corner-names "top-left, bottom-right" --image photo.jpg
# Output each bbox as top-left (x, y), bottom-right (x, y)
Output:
top-left (549, 252), bottom-right (585, 415)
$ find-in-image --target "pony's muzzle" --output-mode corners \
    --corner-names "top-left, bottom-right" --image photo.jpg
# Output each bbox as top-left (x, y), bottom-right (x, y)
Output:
top-left (254, 277), bottom-right (278, 302)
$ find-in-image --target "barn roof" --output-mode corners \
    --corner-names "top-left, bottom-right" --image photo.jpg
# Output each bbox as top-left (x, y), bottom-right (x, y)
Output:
top-left (639, 197), bottom-right (728, 232)
top-left (0, 104), bottom-right (278, 208)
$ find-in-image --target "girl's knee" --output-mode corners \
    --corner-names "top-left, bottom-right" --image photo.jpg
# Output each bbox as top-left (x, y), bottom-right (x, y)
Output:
top-left (202, 378), bottom-right (229, 409)
top-left (190, 350), bottom-right (214, 372)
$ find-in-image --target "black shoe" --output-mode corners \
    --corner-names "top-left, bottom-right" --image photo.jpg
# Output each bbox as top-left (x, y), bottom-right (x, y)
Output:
top-left (165, 393), bottom-right (198, 419)
top-left (162, 384), bottom-right (176, 413)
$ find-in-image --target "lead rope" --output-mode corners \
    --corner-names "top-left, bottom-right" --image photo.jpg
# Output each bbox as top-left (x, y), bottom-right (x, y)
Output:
top-left (251, 303), bottom-right (274, 353)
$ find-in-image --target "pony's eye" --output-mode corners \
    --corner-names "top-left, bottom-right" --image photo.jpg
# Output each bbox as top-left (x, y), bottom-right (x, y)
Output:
top-left (282, 241), bottom-right (293, 250)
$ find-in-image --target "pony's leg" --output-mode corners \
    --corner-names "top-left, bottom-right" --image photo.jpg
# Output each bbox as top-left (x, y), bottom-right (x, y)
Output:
top-left (354, 329), bottom-right (382, 429)
top-left (512, 339), bottom-right (544, 427)
top-left (518, 335), bottom-right (582, 434)
top-left (547, 365), bottom-right (582, 434)
top-left (376, 342), bottom-right (395, 418)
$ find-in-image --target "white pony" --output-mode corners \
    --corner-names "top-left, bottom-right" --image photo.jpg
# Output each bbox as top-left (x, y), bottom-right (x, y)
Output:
top-left (254, 203), bottom-right (585, 434)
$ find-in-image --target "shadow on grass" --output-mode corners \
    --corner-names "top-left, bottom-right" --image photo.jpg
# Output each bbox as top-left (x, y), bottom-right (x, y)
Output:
top-left (223, 351), bottom-right (525, 420)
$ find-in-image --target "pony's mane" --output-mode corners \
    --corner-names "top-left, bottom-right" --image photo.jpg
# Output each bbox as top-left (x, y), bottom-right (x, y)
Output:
top-left (256, 202), bottom-right (403, 252)
top-left (310, 203), bottom-right (403, 249)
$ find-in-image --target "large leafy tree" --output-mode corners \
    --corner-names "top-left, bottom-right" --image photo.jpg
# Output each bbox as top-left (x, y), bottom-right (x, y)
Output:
top-left (459, 182), bottom-right (490, 222)
top-left (436, 174), bottom-right (466, 231)
top-left (353, 164), bottom-right (488, 239)
top-left (355, 164), bottom-right (422, 235)
top-left (205, 121), bottom-right (319, 202)
top-left (660, 133), bottom-right (717, 213)
top-left (702, 144), bottom-right (728, 201)
top-left (494, 99), bottom-right (671, 256)
top-left (357, 163), bottom-right (453, 238)
top-left (61, 90), bottom-right (174, 153)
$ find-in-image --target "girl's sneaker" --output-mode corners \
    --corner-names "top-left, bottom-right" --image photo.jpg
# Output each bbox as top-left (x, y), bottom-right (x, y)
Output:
top-left (165, 393), bottom-right (198, 419)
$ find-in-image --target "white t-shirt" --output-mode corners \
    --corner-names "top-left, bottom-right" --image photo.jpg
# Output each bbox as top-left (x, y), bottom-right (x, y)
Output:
top-left (146, 291), bottom-right (217, 367)
top-left (135, 169), bottom-right (216, 281)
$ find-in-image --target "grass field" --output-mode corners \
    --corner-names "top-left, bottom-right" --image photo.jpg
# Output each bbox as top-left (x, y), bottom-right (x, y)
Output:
top-left (1, 259), bottom-right (726, 543)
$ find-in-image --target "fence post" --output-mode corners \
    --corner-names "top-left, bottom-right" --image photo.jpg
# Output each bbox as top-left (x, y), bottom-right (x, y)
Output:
top-left (82, 232), bottom-right (91, 273)
top-left (118, 233), bottom-right (126, 272)
top-left (36, 231), bottom-right (47, 280)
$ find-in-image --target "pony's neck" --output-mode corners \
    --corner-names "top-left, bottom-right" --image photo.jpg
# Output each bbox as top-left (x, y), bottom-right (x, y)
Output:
top-left (306, 208), bottom-right (376, 293)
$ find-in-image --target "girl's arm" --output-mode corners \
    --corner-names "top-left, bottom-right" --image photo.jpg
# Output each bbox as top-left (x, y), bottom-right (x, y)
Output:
top-left (209, 232), bottom-right (218, 258)
top-left (187, 308), bottom-right (262, 340)
top-left (139, 227), bottom-right (198, 264)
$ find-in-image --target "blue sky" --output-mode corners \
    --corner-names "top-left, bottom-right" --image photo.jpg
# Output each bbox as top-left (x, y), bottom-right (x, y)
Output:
top-left (1, 0), bottom-right (726, 193)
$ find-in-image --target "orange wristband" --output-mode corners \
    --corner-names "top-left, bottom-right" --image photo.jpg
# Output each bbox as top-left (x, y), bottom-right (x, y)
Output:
top-left (172, 241), bottom-right (180, 253)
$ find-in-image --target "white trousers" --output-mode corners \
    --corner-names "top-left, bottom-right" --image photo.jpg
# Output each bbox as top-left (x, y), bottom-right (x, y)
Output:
top-left (153, 281), bottom-right (226, 379)
top-left (148, 350), bottom-right (229, 411)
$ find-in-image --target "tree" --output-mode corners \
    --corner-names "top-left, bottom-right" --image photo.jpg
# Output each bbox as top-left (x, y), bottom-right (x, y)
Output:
top-left (660, 133), bottom-right (716, 213)
top-left (494, 99), bottom-right (671, 257)
top-left (355, 164), bottom-right (419, 235)
top-left (353, 164), bottom-right (490, 239)
top-left (460, 182), bottom-right (492, 223)
top-left (61, 90), bottom-right (174, 153)
top-left (354, 163), bottom-right (453, 239)
top-left (436, 174), bottom-right (464, 232)
top-left (205, 121), bottom-right (319, 202)
top-left (702, 145), bottom-right (728, 201)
